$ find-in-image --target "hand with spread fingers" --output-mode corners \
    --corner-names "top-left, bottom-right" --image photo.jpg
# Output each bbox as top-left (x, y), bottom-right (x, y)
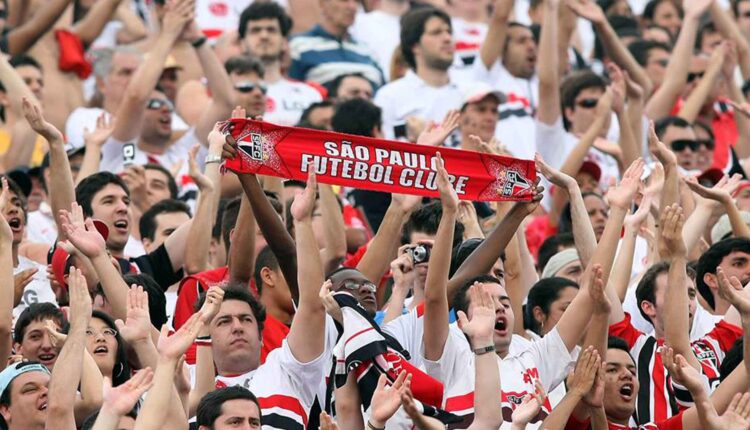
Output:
top-left (370, 372), bottom-right (412, 428)
top-left (417, 110), bottom-right (460, 146)
top-left (716, 267), bottom-right (750, 317)
top-left (658, 203), bottom-right (687, 259)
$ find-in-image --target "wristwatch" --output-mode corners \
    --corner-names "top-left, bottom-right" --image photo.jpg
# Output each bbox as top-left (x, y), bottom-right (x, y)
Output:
top-left (205, 154), bottom-right (222, 164)
top-left (473, 345), bottom-right (495, 356)
top-left (192, 36), bottom-right (208, 49)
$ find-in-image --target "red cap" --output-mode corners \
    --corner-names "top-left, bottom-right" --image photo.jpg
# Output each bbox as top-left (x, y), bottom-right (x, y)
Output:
top-left (697, 168), bottom-right (725, 187)
top-left (734, 180), bottom-right (750, 196)
top-left (51, 220), bottom-right (109, 288)
top-left (578, 160), bottom-right (602, 183)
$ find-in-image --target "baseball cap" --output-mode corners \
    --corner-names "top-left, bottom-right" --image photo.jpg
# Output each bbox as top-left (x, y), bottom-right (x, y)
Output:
top-left (710, 212), bottom-right (750, 244)
top-left (50, 220), bottom-right (110, 288)
top-left (697, 168), bottom-right (725, 187)
top-left (541, 248), bottom-right (580, 279)
top-left (734, 180), bottom-right (750, 196)
top-left (0, 362), bottom-right (50, 398)
top-left (577, 160), bottom-right (602, 183)
top-left (460, 82), bottom-right (506, 107)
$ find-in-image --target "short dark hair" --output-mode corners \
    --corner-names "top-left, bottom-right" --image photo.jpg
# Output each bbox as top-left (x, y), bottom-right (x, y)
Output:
top-left (453, 275), bottom-right (503, 316)
top-left (558, 192), bottom-right (607, 235)
top-left (537, 233), bottom-right (575, 273)
top-left (143, 163), bottom-right (178, 200)
top-left (401, 201), bottom-right (465, 248)
top-left (560, 70), bottom-right (607, 130)
top-left (75, 172), bottom-right (130, 218)
top-left (594, 15), bottom-right (641, 60)
top-left (122, 273), bottom-right (168, 327)
top-left (298, 100), bottom-right (334, 128)
top-left (14, 303), bottom-right (68, 344)
top-left (91, 310), bottom-right (132, 386)
top-left (253, 246), bottom-right (280, 295)
top-left (196, 386), bottom-right (261, 428)
top-left (695, 238), bottom-right (750, 310)
top-left (139, 199), bottom-right (191, 241)
top-left (9, 55), bottom-right (42, 71)
top-left (221, 197), bottom-right (242, 255)
top-left (608, 336), bottom-right (634, 358)
top-left (654, 116), bottom-right (693, 140)
top-left (525, 277), bottom-right (580, 335)
top-left (238, 1), bottom-right (293, 38)
top-left (635, 261), bottom-right (696, 324)
top-left (197, 285), bottom-right (266, 337)
top-left (720, 338), bottom-right (743, 381)
top-left (329, 73), bottom-right (372, 99)
top-left (642, 0), bottom-right (683, 22)
top-left (225, 55), bottom-right (265, 77)
top-left (82, 409), bottom-right (137, 430)
top-left (627, 39), bottom-right (671, 66)
top-left (732, 0), bottom-right (750, 18)
top-left (696, 21), bottom-right (718, 50)
top-left (331, 98), bottom-right (382, 137)
top-left (400, 7), bottom-right (452, 70)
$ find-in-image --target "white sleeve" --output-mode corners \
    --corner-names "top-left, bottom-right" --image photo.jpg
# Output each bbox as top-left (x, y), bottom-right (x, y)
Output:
top-left (421, 326), bottom-right (471, 386)
top-left (534, 118), bottom-right (570, 169)
top-left (526, 328), bottom-right (575, 392)
top-left (471, 57), bottom-right (501, 86)
top-left (382, 309), bottom-right (419, 358)
top-left (267, 339), bottom-right (329, 407)
top-left (100, 136), bottom-right (132, 172)
top-left (374, 88), bottom-right (397, 140)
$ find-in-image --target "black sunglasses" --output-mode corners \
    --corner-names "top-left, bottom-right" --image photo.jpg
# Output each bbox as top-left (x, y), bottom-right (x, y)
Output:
top-left (575, 98), bottom-right (598, 109)
top-left (696, 139), bottom-right (715, 150)
top-left (235, 81), bottom-right (268, 94)
top-left (146, 98), bottom-right (174, 112)
top-left (670, 139), bottom-right (700, 152)
top-left (687, 72), bottom-right (705, 83)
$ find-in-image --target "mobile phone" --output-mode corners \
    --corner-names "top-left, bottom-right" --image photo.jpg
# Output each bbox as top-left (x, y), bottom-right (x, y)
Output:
top-left (123, 143), bottom-right (136, 167)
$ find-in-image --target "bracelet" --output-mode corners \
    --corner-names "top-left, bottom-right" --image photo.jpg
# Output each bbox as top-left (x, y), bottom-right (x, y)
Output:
top-left (192, 36), bottom-right (207, 48)
top-left (195, 335), bottom-right (212, 346)
top-left (367, 421), bottom-right (385, 430)
top-left (473, 345), bottom-right (495, 356)
top-left (205, 154), bottom-right (222, 164)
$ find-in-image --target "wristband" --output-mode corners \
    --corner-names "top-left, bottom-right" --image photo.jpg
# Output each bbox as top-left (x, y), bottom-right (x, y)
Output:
top-left (192, 36), bottom-right (207, 49)
top-left (195, 335), bottom-right (212, 346)
top-left (473, 345), bottom-right (495, 355)
top-left (205, 154), bottom-right (222, 164)
top-left (367, 421), bottom-right (385, 430)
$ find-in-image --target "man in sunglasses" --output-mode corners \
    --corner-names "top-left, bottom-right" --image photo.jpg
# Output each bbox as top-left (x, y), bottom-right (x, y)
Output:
top-left (654, 116), bottom-right (699, 172)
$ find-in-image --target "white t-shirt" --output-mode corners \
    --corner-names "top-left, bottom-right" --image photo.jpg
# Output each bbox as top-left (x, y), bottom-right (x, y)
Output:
top-left (422, 327), bottom-right (575, 429)
top-left (211, 339), bottom-right (327, 430)
top-left (350, 10), bottom-right (401, 82)
top-left (473, 58), bottom-right (539, 111)
top-left (265, 78), bottom-right (323, 126)
top-left (374, 71), bottom-right (464, 140)
top-left (449, 18), bottom-right (488, 85)
top-left (26, 203), bottom-right (57, 246)
top-left (13, 257), bottom-right (57, 323)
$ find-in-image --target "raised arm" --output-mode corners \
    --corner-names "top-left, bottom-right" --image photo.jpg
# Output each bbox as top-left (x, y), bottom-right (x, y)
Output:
top-left (685, 174), bottom-right (749, 240)
top-left (45, 268), bottom-right (91, 430)
top-left (0, 179), bottom-right (14, 371)
top-left (568, 0), bottom-right (653, 96)
top-left (0, 56), bottom-right (39, 170)
top-left (23, 99), bottom-right (75, 242)
top-left (112, 0), bottom-right (190, 143)
top-left (612, 196), bottom-right (651, 302)
top-left (478, 0), bottom-right (515, 70)
top-left (318, 184), bottom-right (347, 274)
top-left (537, 0), bottom-right (562, 125)
top-left (677, 45), bottom-right (724, 122)
top-left (540, 347), bottom-right (601, 430)
top-left (645, 0), bottom-right (712, 119)
top-left (422, 153), bottom-right (459, 361)
top-left (4, 0), bottom-right (72, 56)
top-left (286, 171), bottom-right (327, 362)
top-left (71, 0), bottom-right (122, 47)
top-left (710, 0), bottom-right (750, 80)
top-left (76, 114), bottom-right (114, 186)
top-left (609, 63), bottom-right (640, 169)
top-left (649, 121), bottom-right (680, 211)
top-left (90, 369), bottom-right (154, 430)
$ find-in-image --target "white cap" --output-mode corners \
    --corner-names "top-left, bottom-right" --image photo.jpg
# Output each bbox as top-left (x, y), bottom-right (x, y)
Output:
top-left (460, 82), bottom-right (505, 107)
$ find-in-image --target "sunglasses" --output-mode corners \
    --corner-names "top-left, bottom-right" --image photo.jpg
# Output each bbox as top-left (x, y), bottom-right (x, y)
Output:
top-left (341, 280), bottom-right (377, 293)
top-left (146, 98), bottom-right (174, 112)
top-left (670, 139), bottom-right (699, 152)
top-left (697, 139), bottom-right (715, 150)
top-left (687, 72), bottom-right (705, 83)
top-left (575, 98), bottom-right (598, 109)
top-left (235, 81), bottom-right (268, 94)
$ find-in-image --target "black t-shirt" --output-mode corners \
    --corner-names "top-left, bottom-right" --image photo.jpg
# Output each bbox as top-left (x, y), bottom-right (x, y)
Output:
top-left (116, 242), bottom-right (184, 291)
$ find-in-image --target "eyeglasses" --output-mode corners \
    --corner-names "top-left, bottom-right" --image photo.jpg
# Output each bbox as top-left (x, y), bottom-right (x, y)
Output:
top-left (86, 328), bottom-right (118, 338)
top-left (234, 81), bottom-right (268, 94)
top-left (696, 139), bottom-right (715, 150)
top-left (146, 98), bottom-right (174, 112)
top-left (341, 280), bottom-right (377, 293)
top-left (687, 72), bottom-right (705, 83)
top-left (575, 98), bottom-right (598, 109)
top-left (670, 139), bottom-right (700, 152)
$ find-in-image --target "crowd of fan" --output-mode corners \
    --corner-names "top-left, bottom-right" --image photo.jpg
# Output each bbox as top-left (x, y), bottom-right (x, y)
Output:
top-left (5, 0), bottom-right (750, 429)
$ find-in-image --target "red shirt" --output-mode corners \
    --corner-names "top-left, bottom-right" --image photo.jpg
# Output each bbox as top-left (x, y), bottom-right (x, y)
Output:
top-left (261, 314), bottom-right (290, 363)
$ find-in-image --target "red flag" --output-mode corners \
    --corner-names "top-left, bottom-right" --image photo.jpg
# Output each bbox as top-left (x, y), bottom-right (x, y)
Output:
top-left (223, 119), bottom-right (536, 201)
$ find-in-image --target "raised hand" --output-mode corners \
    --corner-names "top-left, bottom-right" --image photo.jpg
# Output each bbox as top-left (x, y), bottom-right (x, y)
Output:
top-left (68, 266), bottom-right (92, 329)
top-left (290, 170), bottom-right (317, 222)
top-left (198, 286), bottom-right (225, 325)
top-left (121, 165), bottom-right (149, 210)
top-left (468, 135), bottom-right (504, 156)
top-left (435, 152), bottom-right (458, 211)
top-left (607, 63), bottom-right (627, 114)
top-left (83, 113), bottom-right (114, 148)
top-left (569, 346), bottom-right (601, 397)
top-left (45, 319), bottom-right (67, 349)
top-left (587, 264), bottom-right (611, 315)
top-left (606, 158), bottom-right (645, 209)
top-left (390, 193), bottom-right (423, 214)
top-left (535, 152), bottom-right (577, 190)
top-left (319, 412), bottom-right (340, 430)
top-left (512, 178), bottom-right (544, 216)
top-left (207, 122), bottom-right (227, 154)
top-left (416, 110), bottom-right (460, 146)
top-left (370, 372), bottom-right (412, 428)
top-left (456, 283), bottom-right (496, 348)
top-left (157, 313), bottom-right (203, 362)
top-left (22, 97), bottom-right (64, 143)
top-left (660, 346), bottom-right (705, 394)
top-left (60, 203), bottom-right (107, 258)
top-left (648, 121), bottom-right (677, 167)
top-left (658, 203), bottom-right (687, 259)
top-left (685, 174), bottom-right (743, 205)
top-left (400, 387), bottom-right (444, 430)
top-left (716, 392), bottom-right (750, 430)
top-left (231, 105), bottom-right (247, 119)
top-left (115, 285), bottom-right (154, 345)
top-left (594, 87), bottom-right (615, 119)
top-left (101, 368), bottom-right (154, 417)
top-left (188, 144), bottom-right (214, 192)
top-left (511, 379), bottom-right (546, 425)
top-left (583, 361), bottom-right (606, 407)
top-left (716, 267), bottom-right (750, 317)
top-left (644, 163), bottom-right (665, 197)
top-left (624, 194), bottom-right (652, 230)
top-left (319, 280), bottom-right (343, 323)
top-left (565, 0), bottom-right (606, 23)
top-left (684, 0), bottom-right (713, 18)
top-left (162, 0), bottom-right (194, 38)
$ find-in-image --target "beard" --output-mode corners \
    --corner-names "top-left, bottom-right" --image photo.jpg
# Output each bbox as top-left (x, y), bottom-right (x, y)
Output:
top-left (424, 54), bottom-right (454, 71)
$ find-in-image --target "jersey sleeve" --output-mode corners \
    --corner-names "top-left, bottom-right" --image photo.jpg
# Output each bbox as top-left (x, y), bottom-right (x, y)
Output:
top-left (528, 327), bottom-right (576, 392)
top-left (691, 319), bottom-right (743, 378)
top-left (421, 324), bottom-right (471, 387)
top-left (133, 242), bottom-right (184, 290)
top-left (382, 305), bottom-right (420, 358)
top-left (267, 339), bottom-right (330, 407)
top-left (609, 313), bottom-right (646, 349)
top-left (534, 118), bottom-right (571, 169)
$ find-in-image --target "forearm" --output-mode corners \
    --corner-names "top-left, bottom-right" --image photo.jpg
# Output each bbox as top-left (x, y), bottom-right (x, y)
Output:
top-left (594, 206), bottom-right (628, 282)
top-left (568, 185), bottom-right (598, 268)
top-left (617, 110), bottom-right (639, 170)
top-left (134, 358), bottom-right (179, 430)
top-left (72, 0), bottom-right (121, 46)
top-left (92, 253), bottom-right (130, 321)
top-left (479, 11), bottom-right (510, 69)
top-left (678, 69), bottom-right (721, 122)
top-left (710, 2), bottom-right (750, 78)
top-left (693, 388), bottom-right (719, 430)
top-left (238, 174), bottom-right (299, 299)
top-left (91, 410), bottom-right (122, 430)
top-left (356, 201), bottom-right (408, 292)
top-left (660, 163), bottom-right (679, 215)
top-left (664, 257), bottom-right (700, 369)
top-left (184, 188), bottom-right (217, 274)
top-left (593, 20), bottom-right (653, 96)
top-left (505, 235), bottom-right (529, 337)
top-left (46, 331), bottom-right (87, 430)
top-left (725, 198), bottom-right (750, 239)
top-left (683, 203), bottom-right (713, 254)
top-left (382, 284), bottom-right (409, 324)
top-left (536, 0), bottom-right (561, 124)
top-left (726, 82), bottom-right (750, 159)
top-left (471, 340), bottom-right (502, 429)
top-left (6, 0), bottom-right (71, 56)
top-left (611, 225), bottom-right (638, 302)
top-left (0, 59), bottom-right (39, 111)
top-left (77, 351), bottom-right (104, 418)
top-left (626, 102), bottom-right (645, 158)
top-left (423, 206), bottom-right (457, 356)
top-left (48, 137), bottom-right (76, 242)
top-left (195, 43), bottom-right (234, 111)
top-left (559, 115), bottom-right (606, 180)
top-left (227, 194), bottom-right (255, 285)
top-left (541, 392), bottom-right (584, 430)
top-left (75, 145), bottom-right (103, 186)
top-left (319, 184), bottom-right (347, 270)
top-left (189, 343), bottom-right (215, 417)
